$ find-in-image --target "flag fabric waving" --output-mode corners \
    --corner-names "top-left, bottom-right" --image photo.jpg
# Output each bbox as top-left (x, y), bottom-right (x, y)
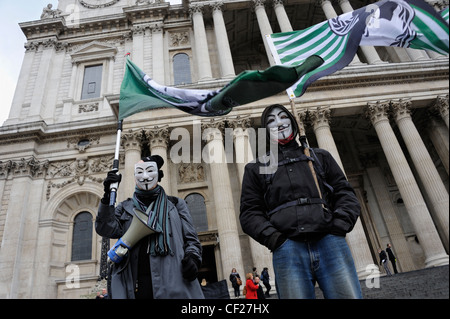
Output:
top-left (266, 0), bottom-right (449, 98)
top-left (441, 6), bottom-right (449, 24)
top-left (118, 55), bottom-right (323, 120)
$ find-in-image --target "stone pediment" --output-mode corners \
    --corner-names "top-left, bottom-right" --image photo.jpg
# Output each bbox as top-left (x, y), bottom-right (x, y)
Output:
top-left (71, 41), bottom-right (118, 63)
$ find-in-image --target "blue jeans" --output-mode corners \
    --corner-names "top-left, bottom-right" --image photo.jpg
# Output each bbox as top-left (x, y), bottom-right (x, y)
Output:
top-left (272, 234), bottom-right (362, 299)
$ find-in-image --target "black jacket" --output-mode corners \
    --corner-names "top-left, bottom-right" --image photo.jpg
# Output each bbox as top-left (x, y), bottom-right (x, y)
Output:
top-left (239, 105), bottom-right (360, 250)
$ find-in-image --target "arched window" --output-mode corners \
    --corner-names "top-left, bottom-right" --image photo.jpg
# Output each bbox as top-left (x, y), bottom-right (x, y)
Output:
top-left (71, 212), bottom-right (93, 261)
top-left (185, 193), bottom-right (208, 232)
top-left (173, 53), bottom-right (192, 85)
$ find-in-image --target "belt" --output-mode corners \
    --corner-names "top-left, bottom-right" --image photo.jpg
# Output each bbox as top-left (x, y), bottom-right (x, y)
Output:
top-left (268, 197), bottom-right (327, 216)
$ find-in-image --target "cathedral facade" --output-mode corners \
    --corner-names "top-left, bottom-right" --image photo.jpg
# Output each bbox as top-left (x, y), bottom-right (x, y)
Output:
top-left (0, 0), bottom-right (448, 298)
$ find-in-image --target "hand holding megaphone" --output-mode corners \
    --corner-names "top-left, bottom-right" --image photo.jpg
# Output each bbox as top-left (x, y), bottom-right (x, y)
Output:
top-left (107, 208), bottom-right (157, 263)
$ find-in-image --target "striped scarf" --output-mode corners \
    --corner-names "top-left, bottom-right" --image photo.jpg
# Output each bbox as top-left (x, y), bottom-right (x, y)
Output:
top-left (132, 186), bottom-right (173, 256)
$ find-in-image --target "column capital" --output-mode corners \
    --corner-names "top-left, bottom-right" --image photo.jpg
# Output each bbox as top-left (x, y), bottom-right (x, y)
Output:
top-left (433, 94), bottom-right (449, 118)
top-left (227, 116), bottom-right (253, 140)
top-left (272, 0), bottom-right (286, 7)
top-left (297, 109), bottom-right (308, 122)
top-left (131, 24), bottom-right (149, 36)
top-left (252, 0), bottom-right (267, 9)
top-left (210, 1), bottom-right (224, 12)
top-left (391, 98), bottom-right (412, 122)
top-left (201, 118), bottom-right (226, 142)
top-left (317, 0), bottom-right (334, 7)
top-left (309, 106), bottom-right (332, 128)
top-left (121, 129), bottom-right (144, 152)
top-left (149, 22), bottom-right (164, 33)
top-left (145, 126), bottom-right (170, 149)
top-left (24, 41), bottom-right (40, 53)
top-left (366, 100), bottom-right (391, 125)
top-left (189, 3), bottom-right (206, 16)
top-left (226, 115), bottom-right (253, 130)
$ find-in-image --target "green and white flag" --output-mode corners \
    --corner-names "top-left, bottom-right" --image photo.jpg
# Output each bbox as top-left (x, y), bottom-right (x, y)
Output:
top-left (118, 55), bottom-right (323, 120)
top-left (267, 0), bottom-right (449, 98)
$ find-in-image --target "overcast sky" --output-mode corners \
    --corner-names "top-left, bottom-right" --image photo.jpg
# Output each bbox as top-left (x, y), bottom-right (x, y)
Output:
top-left (0, 0), bottom-right (181, 127)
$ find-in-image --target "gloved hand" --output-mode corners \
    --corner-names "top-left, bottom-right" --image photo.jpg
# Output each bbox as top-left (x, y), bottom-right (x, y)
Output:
top-left (101, 170), bottom-right (122, 204)
top-left (103, 170), bottom-right (122, 193)
top-left (181, 254), bottom-right (200, 281)
top-left (266, 231), bottom-right (287, 252)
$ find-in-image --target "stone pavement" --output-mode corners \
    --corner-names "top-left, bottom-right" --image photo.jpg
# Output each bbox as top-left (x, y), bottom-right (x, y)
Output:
top-left (316, 265), bottom-right (449, 299)
top-left (231, 265), bottom-right (448, 299)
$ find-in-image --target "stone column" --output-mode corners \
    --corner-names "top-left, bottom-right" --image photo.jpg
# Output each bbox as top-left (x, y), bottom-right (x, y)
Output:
top-left (319, 0), bottom-right (362, 65)
top-left (190, 4), bottom-right (213, 81)
top-left (211, 2), bottom-right (236, 79)
top-left (309, 106), bottom-right (344, 169)
top-left (29, 39), bottom-right (57, 121)
top-left (434, 94), bottom-right (449, 129)
top-left (131, 24), bottom-right (146, 69)
top-left (426, 117), bottom-right (449, 175)
top-left (146, 127), bottom-right (171, 195)
top-left (391, 99), bottom-right (449, 247)
top-left (273, 0), bottom-right (293, 32)
top-left (228, 116), bottom-right (275, 280)
top-left (6, 42), bottom-right (38, 123)
top-left (364, 157), bottom-right (416, 272)
top-left (120, 129), bottom-right (144, 202)
top-left (337, 0), bottom-right (384, 65)
top-left (151, 23), bottom-right (165, 84)
top-left (309, 106), bottom-right (374, 278)
top-left (202, 119), bottom-right (244, 281)
top-left (366, 101), bottom-right (448, 267)
top-left (0, 158), bottom-right (48, 298)
top-left (253, 0), bottom-right (276, 66)
top-left (228, 116), bottom-right (254, 183)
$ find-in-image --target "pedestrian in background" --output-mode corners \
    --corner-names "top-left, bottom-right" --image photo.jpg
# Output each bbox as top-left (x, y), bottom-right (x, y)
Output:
top-left (229, 268), bottom-right (242, 298)
top-left (386, 243), bottom-right (398, 274)
top-left (244, 273), bottom-right (259, 299)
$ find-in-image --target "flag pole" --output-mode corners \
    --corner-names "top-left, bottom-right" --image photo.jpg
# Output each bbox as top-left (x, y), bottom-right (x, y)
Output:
top-left (109, 119), bottom-right (123, 206)
top-left (289, 98), bottom-right (322, 200)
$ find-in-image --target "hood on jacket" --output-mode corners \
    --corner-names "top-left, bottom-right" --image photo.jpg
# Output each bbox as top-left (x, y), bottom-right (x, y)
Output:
top-left (261, 104), bottom-right (299, 143)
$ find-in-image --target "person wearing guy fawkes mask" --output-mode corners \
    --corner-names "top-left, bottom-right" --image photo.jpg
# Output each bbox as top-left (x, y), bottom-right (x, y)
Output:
top-left (96, 155), bottom-right (204, 299)
top-left (240, 104), bottom-right (362, 299)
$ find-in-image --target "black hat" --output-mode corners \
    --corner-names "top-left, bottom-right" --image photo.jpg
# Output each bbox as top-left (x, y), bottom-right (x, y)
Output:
top-left (142, 155), bottom-right (164, 181)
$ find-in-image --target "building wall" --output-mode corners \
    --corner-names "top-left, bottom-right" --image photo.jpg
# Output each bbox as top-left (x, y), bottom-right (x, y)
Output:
top-left (0, 0), bottom-right (448, 298)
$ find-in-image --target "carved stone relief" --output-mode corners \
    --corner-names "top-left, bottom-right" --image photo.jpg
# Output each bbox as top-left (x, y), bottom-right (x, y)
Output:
top-left (178, 163), bottom-right (205, 184)
top-left (45, 154), bottom-right (124, 200)
top-left (169, 31), bottom-right (190, 47)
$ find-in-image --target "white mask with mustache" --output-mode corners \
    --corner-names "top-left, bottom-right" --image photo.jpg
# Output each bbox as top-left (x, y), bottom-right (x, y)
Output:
top-left (134, 161), bottom-right (158, 191)
top-left (266, 107), bottom-right (293, 141)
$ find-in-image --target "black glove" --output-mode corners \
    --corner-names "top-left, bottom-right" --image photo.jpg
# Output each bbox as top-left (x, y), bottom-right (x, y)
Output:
top-left (103, 170), bottom-right (122, 193)
top-left (101, 170), bottom-right (122, 204)
top-left (181, 254), bottom-right (200, 281)
top-left (266, 232), bottom-right (287, 252)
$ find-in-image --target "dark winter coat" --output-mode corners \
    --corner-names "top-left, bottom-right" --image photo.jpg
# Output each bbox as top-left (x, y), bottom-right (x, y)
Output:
top-left (96, 197), bottom-right (205, 299)
top-left (240, 104), bottom-right (360, 249)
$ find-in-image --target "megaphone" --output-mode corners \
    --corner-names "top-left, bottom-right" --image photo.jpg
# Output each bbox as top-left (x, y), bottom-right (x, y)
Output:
top-left (107, 208), bottom-right (156, 263)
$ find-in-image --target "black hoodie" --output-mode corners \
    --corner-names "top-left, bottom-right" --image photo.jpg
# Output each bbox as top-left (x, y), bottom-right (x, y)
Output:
top-left (239, 105), bottom-right (360, 251)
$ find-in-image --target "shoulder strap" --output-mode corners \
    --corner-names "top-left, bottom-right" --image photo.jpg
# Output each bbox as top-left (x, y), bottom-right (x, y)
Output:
top-left (168, 195), bottom-right (179, 206)
top-left (308, 148), bottom-right (334, 194)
